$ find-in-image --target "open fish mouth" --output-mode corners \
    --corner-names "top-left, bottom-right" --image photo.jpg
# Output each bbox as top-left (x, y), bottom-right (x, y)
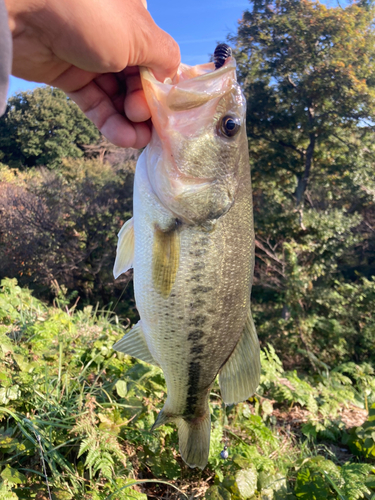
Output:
top-left (140, 48), bottom-right (236, 114)
top-left (138, 44), bottom-right (245, 225)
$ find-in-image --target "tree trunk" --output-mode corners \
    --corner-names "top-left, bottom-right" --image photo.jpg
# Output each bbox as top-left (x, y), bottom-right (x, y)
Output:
top-left (295, 106), bottom-right (316, 205)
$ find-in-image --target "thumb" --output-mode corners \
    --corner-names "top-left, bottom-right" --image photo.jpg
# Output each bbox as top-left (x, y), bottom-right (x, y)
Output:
top-left (135, 0), bottom-right (180, 81)
top-left (135, 20), bottom-right (180, 82)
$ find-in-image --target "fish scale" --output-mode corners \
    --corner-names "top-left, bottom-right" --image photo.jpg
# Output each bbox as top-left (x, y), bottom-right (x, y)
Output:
top-left (113, 49), bottom-right (260, 469)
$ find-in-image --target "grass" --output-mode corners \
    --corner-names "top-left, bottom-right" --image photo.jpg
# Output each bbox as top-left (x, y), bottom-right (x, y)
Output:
top-left (0, 277), bottom-right (374, 499)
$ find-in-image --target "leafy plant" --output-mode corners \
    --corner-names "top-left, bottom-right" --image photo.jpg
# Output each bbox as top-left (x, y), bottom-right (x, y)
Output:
top-left (343, 403), bottom-right (375, 460)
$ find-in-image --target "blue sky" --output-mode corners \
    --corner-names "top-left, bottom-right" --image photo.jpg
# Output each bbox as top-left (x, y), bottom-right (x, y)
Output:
top-left (7, 0), bottom-right (342, 97)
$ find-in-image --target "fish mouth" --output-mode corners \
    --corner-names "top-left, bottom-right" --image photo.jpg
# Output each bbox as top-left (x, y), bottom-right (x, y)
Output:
top-left (139, 50), bottom-right (242, 225)
top-left (140, 56), bottom-right (236, 112)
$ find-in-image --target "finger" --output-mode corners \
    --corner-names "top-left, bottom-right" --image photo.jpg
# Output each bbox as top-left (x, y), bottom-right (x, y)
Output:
top-left (121, 7), bottom-right (180, 82)
top-left (132, 120), bottom-right (152, 149)
top-left (138, 25), bottom-right (181, 82)
top-left (122, 71), bottom-right (151, 122)
top-left (95, 73), bottom-right (126, 115)
top-left (125, 90), bottom-right (151, 123)
top-left (67, 80), bottom-right (150, 148)
top-left (50, 65), bottom-right (99, 92)
top-left (95, 73), bottom-right (122, 99)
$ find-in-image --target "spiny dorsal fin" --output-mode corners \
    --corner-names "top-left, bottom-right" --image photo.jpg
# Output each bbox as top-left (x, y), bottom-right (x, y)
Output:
top-left (219, 307), bottom-right (261, 405)
top-left (113, 217), bottom-right (134, 279)
top-left (112, 321), bottom-right (158, 366)
top-left (152, 226), bottom-right (180, 299)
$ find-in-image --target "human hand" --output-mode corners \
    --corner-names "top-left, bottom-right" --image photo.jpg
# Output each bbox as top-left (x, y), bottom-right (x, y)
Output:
top-left (5, 0), bottom-right (180, 148)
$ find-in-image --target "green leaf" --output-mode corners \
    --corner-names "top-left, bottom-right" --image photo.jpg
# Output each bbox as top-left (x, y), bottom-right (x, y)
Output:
top-left (1, 466), bottom-right (27, 484)
top-left (295, 467), bottom-right (330, 499)
top-left (205, 485), bottom-right (232, 500)
top-left (0, 386), bottom-right (20, 405)
top-left (120, 489), bottom-right (147, 500)
top-left (258, 471), bottom-right (287, 494)
top-left (115, 380), bottom-right (128, 398)
top-left (236, 467), bottom-right (258, 498)
top-left (261, 400), bottom-right (273, 418)
top-left (0, 480), bottom-right (18, 500)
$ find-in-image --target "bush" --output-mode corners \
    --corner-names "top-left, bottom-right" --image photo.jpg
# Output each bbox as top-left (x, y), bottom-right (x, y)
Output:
top-left (0, 159), bottom-right (136, 319)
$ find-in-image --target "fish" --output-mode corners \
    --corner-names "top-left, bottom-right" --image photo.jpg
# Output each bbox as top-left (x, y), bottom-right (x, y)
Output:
top-left (113, 44), bottom-right (260, 470)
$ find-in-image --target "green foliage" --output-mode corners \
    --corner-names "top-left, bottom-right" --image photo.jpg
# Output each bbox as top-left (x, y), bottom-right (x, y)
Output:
top-left (294, 457), bottom-right (372, 500)
top-left (229, 0), bottom-right (375, 370)
top-left (234, 0), bottom-right (375, 196)
top-left (0, 87), bottom-right (100, 169)
top-left (343, 403), bottom-right (375, 459)
top-left (258, 345), bottom-right (373, 444)
top-left (0, 278), bottom-right (162, 497)
top-left (205, 485), bottom-right (231, 500)
top-left (0, 279), bottom-right (373, 498)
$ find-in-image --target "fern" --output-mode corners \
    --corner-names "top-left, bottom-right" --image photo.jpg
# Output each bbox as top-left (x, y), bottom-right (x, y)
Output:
top-left (341, 463), bottom-right (372, 500)
top-left (307, 393), bottom-right (319, 414)
top-left (1, 279), bottom-right (374, 499)
top-left (92, 451), bottom-right (115, 480)
top-left (78, 436), bottom-right (95, 458)
top-left (75, 409), bottom-right (127, 481)
top-left (260, 344), bottom-right (284, 389)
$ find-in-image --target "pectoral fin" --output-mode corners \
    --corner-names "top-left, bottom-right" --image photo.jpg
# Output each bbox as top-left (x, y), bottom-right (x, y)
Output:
top-left (219, 308), bottom-right (261, 405)
top-left (113, 321), bottom-right (158, 366)
top-left (152, 226), bottom-right (180, 299)
top-left (113, 217), bottom-right (134, 279)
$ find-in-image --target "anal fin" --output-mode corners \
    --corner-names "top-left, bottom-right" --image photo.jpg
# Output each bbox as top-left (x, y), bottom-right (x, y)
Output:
top-left (113, 217), bottom-right (134, 279)
top-left (113, 321), bottom-right (158, 366)
top-left (151, 407), bottom-right (175, 431)
top-left (219, 308), bottom-right (261, 405)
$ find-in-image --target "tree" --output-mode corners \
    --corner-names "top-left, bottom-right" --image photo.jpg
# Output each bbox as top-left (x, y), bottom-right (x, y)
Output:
top-left (0, 87), bottom-right (100, 168)
top-left (231, 0), bottom-right (375, 368)
top-left (233, 0), bottom-right (375, 203)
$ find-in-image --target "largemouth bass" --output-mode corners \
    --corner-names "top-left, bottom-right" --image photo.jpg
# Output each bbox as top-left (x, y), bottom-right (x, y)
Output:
top-left (113, 45), bottom-right (260, 470)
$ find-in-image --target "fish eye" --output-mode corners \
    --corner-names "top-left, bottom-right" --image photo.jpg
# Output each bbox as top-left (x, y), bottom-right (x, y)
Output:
top-left (219, 115), bottom-right (241, 138)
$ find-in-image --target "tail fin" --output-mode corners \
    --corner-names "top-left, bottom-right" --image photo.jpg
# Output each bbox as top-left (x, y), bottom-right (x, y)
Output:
top-left (176, 412), bottom-right (211, 470)
top-left (152, 405), bottom-right (211, 470)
